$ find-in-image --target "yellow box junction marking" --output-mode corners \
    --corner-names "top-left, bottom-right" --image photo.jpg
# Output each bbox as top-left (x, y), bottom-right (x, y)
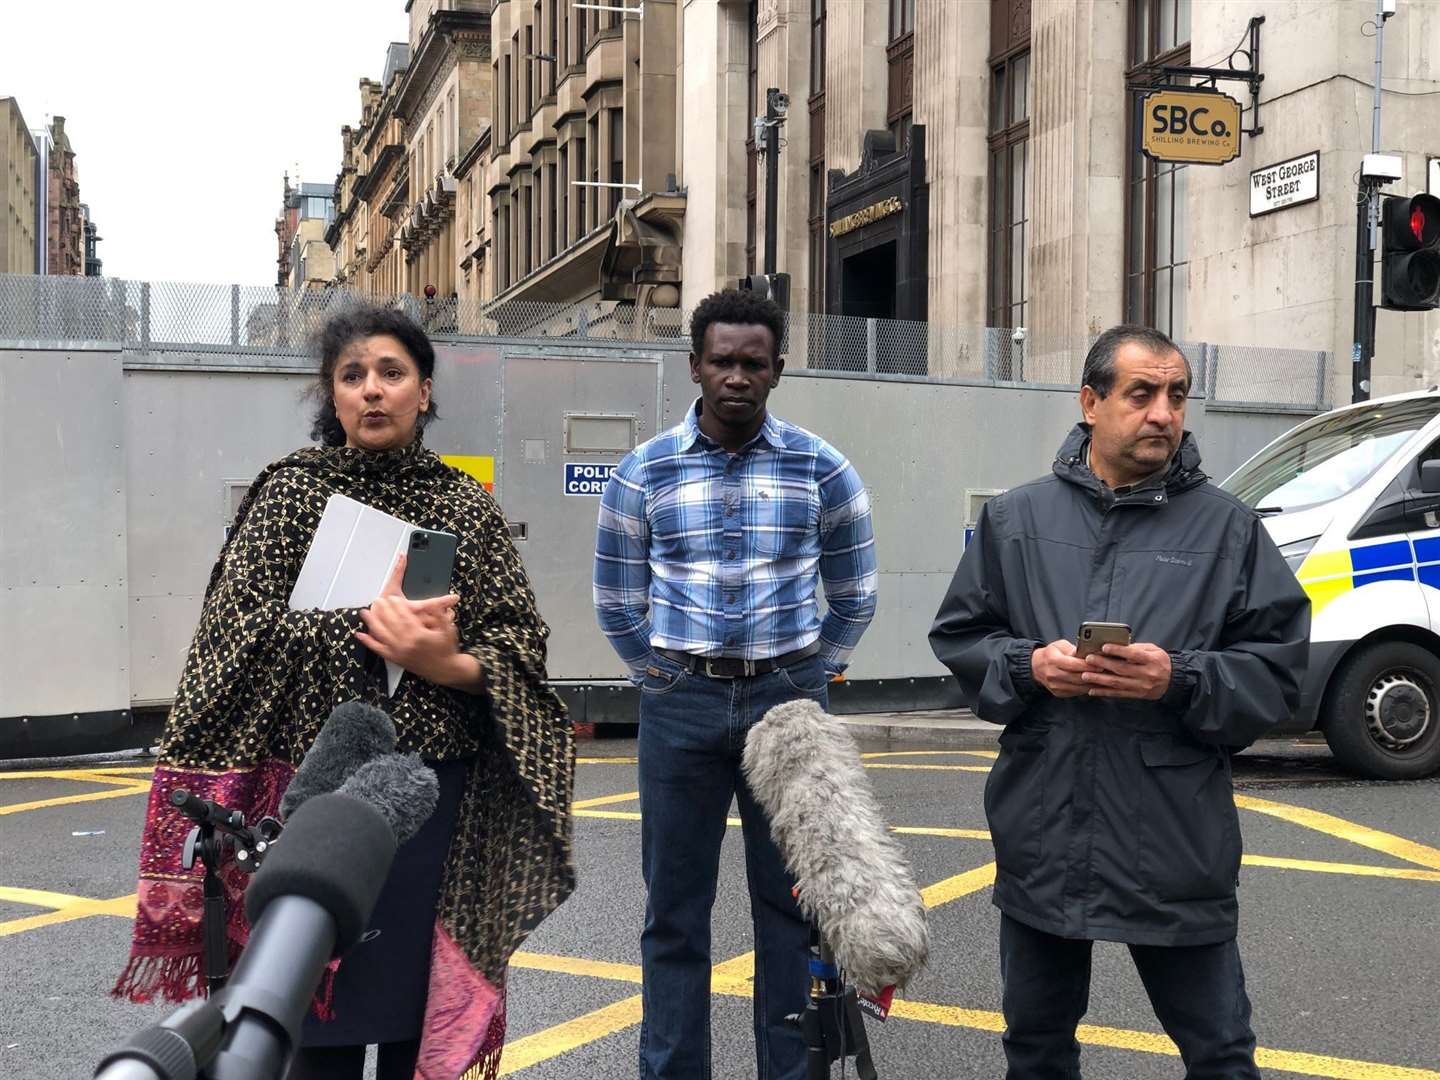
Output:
top-left (0, 887), bottom-right (136, 937)
top-left (5, 760), bottom-right (1440, 1075)
top-left (501, 857), bottom-right (1000, 1073)
top-left (496, 851), bottom-right (1440, 1079)
top-left (1235, 793), bottom-right (1440, 872)
top-left (0, 781), bottom-right (152, 816)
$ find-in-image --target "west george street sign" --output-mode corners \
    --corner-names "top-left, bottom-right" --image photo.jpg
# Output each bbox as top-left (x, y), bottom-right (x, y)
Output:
top-left (1141, 89), bottom-right (1243, 166)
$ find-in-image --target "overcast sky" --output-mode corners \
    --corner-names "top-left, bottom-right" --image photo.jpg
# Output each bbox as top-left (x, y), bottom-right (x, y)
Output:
top-left (5, 1), bottom-right (408, 286)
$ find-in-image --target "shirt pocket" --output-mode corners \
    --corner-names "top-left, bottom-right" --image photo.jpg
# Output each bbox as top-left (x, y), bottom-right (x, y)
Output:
top-left (750, 481), bottom-right (819, 559)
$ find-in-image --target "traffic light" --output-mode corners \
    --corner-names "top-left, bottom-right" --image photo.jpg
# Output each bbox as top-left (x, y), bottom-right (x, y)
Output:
top-left (739, 272), bottom-right (791, 313)
top-left (1380, 193), bottom-right (1440, 311)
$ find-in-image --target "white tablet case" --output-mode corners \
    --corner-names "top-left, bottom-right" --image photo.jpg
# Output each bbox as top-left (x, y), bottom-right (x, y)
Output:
top-left (289, 493), bottom-right (416, 696)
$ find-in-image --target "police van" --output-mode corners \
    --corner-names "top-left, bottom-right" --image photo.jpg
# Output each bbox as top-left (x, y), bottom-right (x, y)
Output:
top-left (1223, 389), bottom-right (1440, 779)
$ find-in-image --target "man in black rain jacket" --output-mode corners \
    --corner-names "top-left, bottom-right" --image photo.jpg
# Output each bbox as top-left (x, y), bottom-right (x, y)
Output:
top-left (930, 325), bottom-right (1310, 1079)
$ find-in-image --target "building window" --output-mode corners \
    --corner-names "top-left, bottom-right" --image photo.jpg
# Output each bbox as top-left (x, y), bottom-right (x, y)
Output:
top-left (889, 0), bottom-right (914, 40)
top-left (609, 108), bottom-right (625, 218)
top-left (808, 164), bottom-right (825, 315)
top-left (1125, 0), bottom-right (1191, 337)
top-left (987, 5), bottom-right (1030, 330)
top-left (546, 161), bottom-right (558, 258)
top-left (559, 150), bottom-right (569, 249)
top-left (503, 51), bottom-right (514, 140)
top-left (577, 2), bottom-right (588, 56)
top-left (533, 167), bottom-right (543, 267)
top-left (547, 0), bottom-right (558, 93)
top-left (524, 26), bottom-right (534, 116)
top-left (810, 0), bottom-right (826, 96)
top-left (497, 203), bottom-right (509, 290)
top-left (588, 114), bottom-right (600, 229)
top-left (448, 89), bottom-right (457, 165)
top-left (576, 134), bottom-right (588, 233)
top-left (494, 59), bottom-right (504, 142)
top-left (808, 0), bottom-right (826, 314)
top-left (887, 0), bottom-right (914, 151)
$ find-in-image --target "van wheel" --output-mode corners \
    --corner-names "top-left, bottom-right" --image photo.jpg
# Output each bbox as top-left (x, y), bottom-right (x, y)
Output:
top-left (1321, 641), bottom-right (1440, 779)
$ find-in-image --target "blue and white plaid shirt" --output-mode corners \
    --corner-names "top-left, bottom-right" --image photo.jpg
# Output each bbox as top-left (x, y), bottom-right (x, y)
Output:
top-left (594, 400), bottom-right (878, 681)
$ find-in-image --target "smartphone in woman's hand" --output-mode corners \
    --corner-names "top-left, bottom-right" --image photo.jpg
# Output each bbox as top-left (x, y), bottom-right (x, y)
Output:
top-left (401, 528), bottom-right (458, 600)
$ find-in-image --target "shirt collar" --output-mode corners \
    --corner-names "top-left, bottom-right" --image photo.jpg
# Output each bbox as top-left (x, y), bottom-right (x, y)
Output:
top-left (680, 398), bottom-right (788, 452)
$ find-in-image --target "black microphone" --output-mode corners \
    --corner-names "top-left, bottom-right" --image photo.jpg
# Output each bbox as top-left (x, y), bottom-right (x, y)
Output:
top-left (279, 701), bottom-right (397, 820)
top-left (742, 699), bottom-right (929, 997)
top-left (96, 753), bottom-right (439, 1080)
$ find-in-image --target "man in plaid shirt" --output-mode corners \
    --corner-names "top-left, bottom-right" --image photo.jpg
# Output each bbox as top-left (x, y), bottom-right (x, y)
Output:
top-left (594, 289), bottom-right (878, 1080)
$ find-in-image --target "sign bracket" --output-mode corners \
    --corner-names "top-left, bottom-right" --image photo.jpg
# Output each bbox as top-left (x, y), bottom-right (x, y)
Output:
top-left (1128, 15), bottom-right (1266, 137)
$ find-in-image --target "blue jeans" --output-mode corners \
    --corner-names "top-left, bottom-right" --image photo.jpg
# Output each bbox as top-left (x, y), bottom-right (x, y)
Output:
top-left (999, 914), bottom-right (1260, 1079)
top-left (636, 651), bottom-right (830, 1080)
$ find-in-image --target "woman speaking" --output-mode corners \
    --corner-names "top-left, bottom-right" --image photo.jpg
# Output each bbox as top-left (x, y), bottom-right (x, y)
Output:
top-left (115, 306), bottom-right (574, 1080)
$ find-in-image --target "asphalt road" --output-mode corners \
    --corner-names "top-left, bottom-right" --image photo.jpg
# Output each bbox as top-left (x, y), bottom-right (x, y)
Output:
top-left (2, 736), bottom-right (1438, 1080)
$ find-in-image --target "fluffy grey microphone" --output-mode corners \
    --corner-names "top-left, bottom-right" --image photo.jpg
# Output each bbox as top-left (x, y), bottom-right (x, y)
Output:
top-left (742, 698), bottom-right (929, 995)
top-left (280, 701), bottom-right (397, 820)
top-left (336, 753), bottom-right (440, 845)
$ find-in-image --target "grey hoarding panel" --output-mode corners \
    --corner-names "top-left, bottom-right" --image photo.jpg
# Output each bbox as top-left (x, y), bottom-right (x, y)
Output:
top-left (124, 369), bottom-right (315, 702)
top-left (0, 350), bottom-right (130, 716)
top-left (498, 349), bottom-right (665, 680)
top-left (2, 339), bottom-right (1319, 733)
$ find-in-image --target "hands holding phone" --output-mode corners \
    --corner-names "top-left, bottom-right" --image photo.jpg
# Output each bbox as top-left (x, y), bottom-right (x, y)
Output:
top-left (1031, 635), bottom-right (1172, 701)
top-left (1078, 642), bottom-right (1171, 700)
top-left (356, 554), bottom-right (484, 692)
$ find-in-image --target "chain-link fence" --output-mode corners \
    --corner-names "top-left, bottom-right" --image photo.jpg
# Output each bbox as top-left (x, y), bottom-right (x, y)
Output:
top-left (0, 273), bottom-right (1332, 410)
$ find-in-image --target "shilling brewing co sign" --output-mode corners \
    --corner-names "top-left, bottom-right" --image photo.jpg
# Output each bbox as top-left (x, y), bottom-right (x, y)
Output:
top-left (1141, 89), bottom-right (1242, 166)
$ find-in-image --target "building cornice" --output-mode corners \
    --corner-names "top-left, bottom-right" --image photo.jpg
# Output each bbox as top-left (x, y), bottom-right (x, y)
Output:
top-left (356, 144), bottom-right (404, 202)
top-left (394, 9), bottom-right (491, 126)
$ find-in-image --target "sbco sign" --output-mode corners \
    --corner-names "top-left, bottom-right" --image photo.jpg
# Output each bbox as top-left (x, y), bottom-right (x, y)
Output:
top-left (1141, 89), bottom-right (1242, 166)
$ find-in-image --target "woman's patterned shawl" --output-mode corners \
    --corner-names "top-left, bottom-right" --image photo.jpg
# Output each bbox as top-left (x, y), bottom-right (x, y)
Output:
top-left (114, 439), bottom-right (575, 1080)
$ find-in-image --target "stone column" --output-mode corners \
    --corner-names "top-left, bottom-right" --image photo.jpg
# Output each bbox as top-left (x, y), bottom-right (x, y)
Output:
top-left (679, 0), bottom-right (753, 308)
top-left (1027, 0), bottom-right (1127, 367)
top-left (824, 0), bottom-right (889, 175)
top-left (635, 0), bottom-right (679, 194)
top-left (911, 0), bottom-right (992, 372)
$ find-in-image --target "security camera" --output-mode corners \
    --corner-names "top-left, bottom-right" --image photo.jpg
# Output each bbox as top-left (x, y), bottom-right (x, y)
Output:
top-left (1012, 326), bottom-right (1027, 345)
top-left (767, 89), bottom-right (789, 117)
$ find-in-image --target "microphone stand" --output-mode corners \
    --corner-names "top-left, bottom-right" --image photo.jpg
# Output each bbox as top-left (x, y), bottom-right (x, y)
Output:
top-left (171, 790), bottom-right (282, 994)
top-left (793, 925), bottom-right (878, 1080)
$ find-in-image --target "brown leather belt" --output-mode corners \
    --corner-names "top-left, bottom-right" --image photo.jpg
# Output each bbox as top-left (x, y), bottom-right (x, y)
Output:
top-left (654, 642), bottom-right (820, 679)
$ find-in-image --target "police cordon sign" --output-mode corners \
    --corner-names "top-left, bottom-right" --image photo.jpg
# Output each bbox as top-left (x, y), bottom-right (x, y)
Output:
top-left (564, 462), bottom-right (617, 496)
top-left (1250, 151), bottom-right (1320, 217)
top-left (1140, 89), bottom-right (1242, 166)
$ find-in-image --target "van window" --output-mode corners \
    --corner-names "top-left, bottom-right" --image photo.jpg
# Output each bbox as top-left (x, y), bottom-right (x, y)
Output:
top-left (1223, 398), bottom-right (1440, 513)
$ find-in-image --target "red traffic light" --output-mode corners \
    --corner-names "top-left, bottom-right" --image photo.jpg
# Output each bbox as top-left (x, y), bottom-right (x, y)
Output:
top-left (1380, 194), bottom-right (1440, 311)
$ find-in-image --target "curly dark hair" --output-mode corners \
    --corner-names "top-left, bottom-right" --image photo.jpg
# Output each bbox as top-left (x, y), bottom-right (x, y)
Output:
top-left (688, 289), bottom-right (786, 363)
top-left (306, 304), bottom-right (440, 447)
